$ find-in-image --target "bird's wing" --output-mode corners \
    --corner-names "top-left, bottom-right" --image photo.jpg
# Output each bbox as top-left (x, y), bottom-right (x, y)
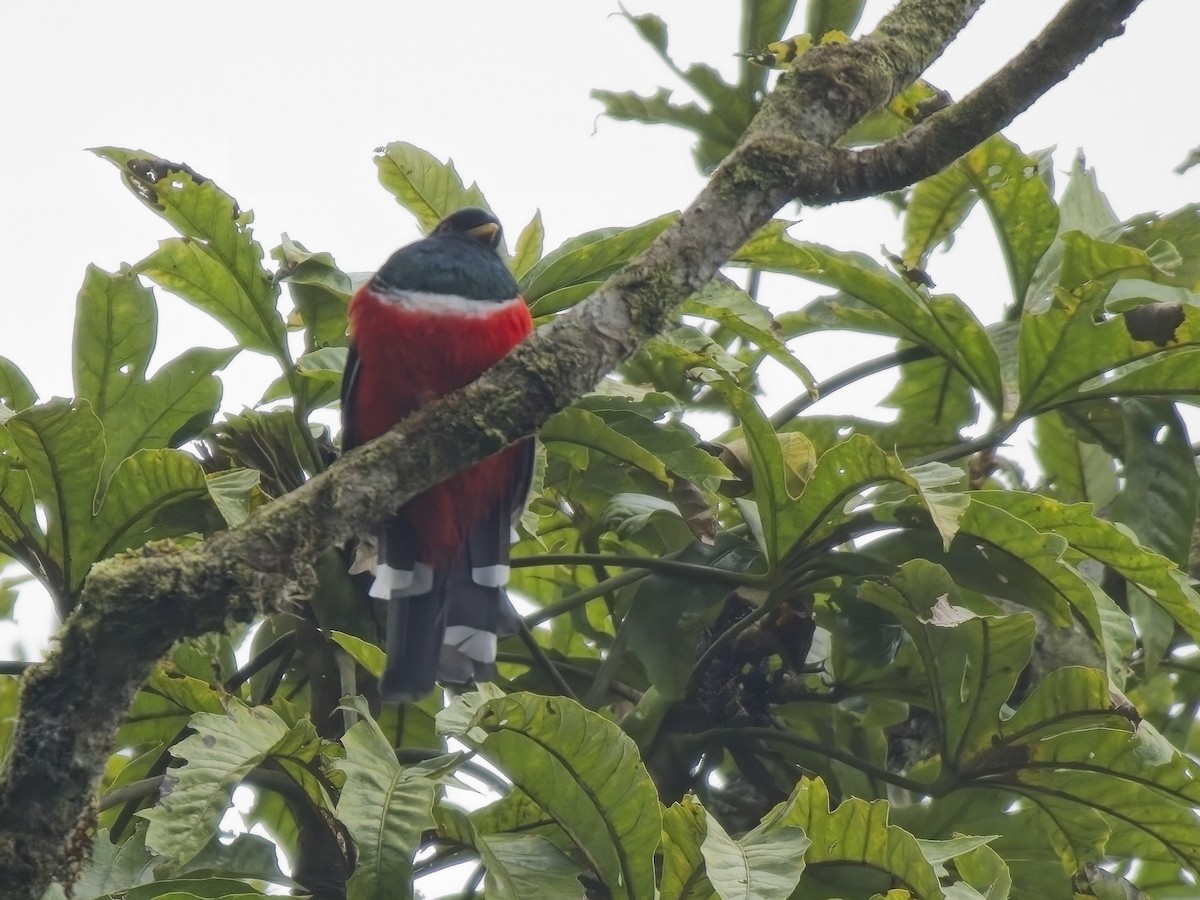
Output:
top-left (340, 342), bottom-right (362, 451)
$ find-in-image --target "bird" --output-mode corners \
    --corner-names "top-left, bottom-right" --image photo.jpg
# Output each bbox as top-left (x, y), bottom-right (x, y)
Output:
top-left (340, 207), bottom-right (534, 702)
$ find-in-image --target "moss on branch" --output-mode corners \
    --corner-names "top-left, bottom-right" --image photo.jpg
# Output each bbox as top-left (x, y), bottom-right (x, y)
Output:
top-left (0, 0), bottom-right (1150, 895)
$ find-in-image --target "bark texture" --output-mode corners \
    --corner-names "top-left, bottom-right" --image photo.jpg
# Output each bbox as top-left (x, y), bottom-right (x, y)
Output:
top-left (0, 0), bottom-right (1147, 895)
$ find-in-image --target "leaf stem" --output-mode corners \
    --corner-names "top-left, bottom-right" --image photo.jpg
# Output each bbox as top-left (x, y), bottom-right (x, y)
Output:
top-left (514, 619), bottom-right (580, 703)
top-left (911, 423), bottom-right (1016, 467)
top-left (689, 726), bottom-right (936, 796)
top-left (515, 552), bottom-right (769, 587)
top-left (770, 345), bottom-right (935, 428)
top-left (523, 569), bottom-right (648, 628)
top-left (585, 618), bottom-right (632, 709)
top-left (286, 370), bottom-right (327, 475)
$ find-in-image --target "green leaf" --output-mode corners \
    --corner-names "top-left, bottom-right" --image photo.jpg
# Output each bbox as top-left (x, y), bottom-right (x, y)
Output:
top-left (72, 265), bottom-right (157, 420)
top-left (295, 346), bottom-right (348, 384)
top-left (903, 159), bottom-right (977, 269)
top-left (1119, 203), bottom-right (1200, 288)
top-left (661, 798), bottom-right (717, 899)
top-left (780, 435), bottom-right (924, 556)
top-left (438, 691), bottom-right (661, 900)
top-left (1061, 153), bottom-right (1122, 236)
top-left (70, 267), bottom-right (235, 473)
top-left (858, 560), bottom-right (1035, 763)
top-left (622, 326), bottom-right (747, 402)
top-left (1023, 153), bottom-right (1121, 312)
top-left (947, 498), bottom-right (1111, 659)
top-left (984, 668), bottom-right (1200, 870)
top-left (0, 435), bottom-right (208, 607)
top-left (543, 406), bottom-right (728, 491)
top-left (521, 213), bottom-right (677, 312)
top-left (614, 11), bottom-right (754, 141)
top-left (682, 281), bottom-right (814, 388)
top-left (602, 492), bottom-right (689, 543)
top-left (699, 372), bottom-right (792, 562)
top-left (624, 534), bottom-right (762, 700)
top-left (599, 3), bottom-right (770, 173)
top-left (42, 827), bottom-right (155, 899)
top-left (5, 400), bottom-right (105, 603)
top-left (511, 210), bottom-right (545, 280)
top-left (543, 407), bottom-right (670, 485)
top-left (951, 841), bottom-right (1012, 900)
top-left (95, 148), bottom-right (286, 362)
top-left (0, 568), bottom-right (29, 620)
top-left (884, 354), bottom-right (980, 442)
top-left (110, 877), bottom-right (269, 899)
top-left (0, 431), bottom-right (45, 569)
top-left (177, 832), bottom-right (294, 888)
top-left (469, 782), bottom-right (558, 838)
top-left (106, 347), bottom-right (237, 475)
top-left (205, 468), bottom-right (260, 528)
top-left (916, 833), bottom-right (1000, 867)
top-left (1111, 400), bottom-right (1198, 567)
top-left (330, 630), bottom-right (386, 679)
top-left (117, 666), bottom-right (225, 748)
top-left (137, 239), bottom-right (283, 359)
top-left (960, 137), bottom-right (1058, 308)
top-left (700, 808), bottom-right (809, 900)
top-left (73, 448), bottom-right (209, 592)
top-left (592, 87), bottom-right (730, 173)
top-left (805, 0), bottom-right (866, 36)
top-left (0, 356), bottom-right (36, 411)
top-left (782, 413), bottom-right (959, 463)
top-left (141, 702), bottom-right (319, 872)
top-left (437, 805), bottom-right (586, 899)
top-left (1017, 234), bottom-right (1200, 411)
top-left (735, 232), bottom-right (1002, 407)
top-left (970, 488), bottom-right (1200, 646)
top-left (273, 234), bottom-right (352, 351)
top-left (202, 408), bottom-right (313, 498)
top-left (1032, 411), bottom-right (1118, 507)
top-left (374, 141), bottom-right (492, 236)
top-left (752, 777), bottom-right (945, 898)
top-left (333, 707), bottom-right (441, 900)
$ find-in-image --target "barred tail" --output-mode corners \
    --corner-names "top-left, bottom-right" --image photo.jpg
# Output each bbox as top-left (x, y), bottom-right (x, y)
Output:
top-left (370, 506), bottom-right (522, 703)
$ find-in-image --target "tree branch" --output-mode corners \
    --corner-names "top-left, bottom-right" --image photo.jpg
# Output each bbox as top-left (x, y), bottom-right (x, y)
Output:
top-left (0, 0), bottom-right (1147, 894)
top-left (797, 0), bottom-right (1148, 203)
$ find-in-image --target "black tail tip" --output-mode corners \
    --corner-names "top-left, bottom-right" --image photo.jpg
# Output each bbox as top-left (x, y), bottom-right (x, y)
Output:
top-left (380, 664), bottom-right (437, 705)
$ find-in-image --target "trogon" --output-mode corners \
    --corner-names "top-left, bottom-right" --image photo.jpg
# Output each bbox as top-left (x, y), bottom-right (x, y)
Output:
top-left (340, 207), bottom-right (534, 702)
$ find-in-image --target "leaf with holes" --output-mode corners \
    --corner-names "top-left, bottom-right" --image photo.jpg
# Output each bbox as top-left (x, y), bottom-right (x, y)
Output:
top-left (95, 148), bottom-right (286, 363)
top-left (141, 702), bottom-right (320, 873)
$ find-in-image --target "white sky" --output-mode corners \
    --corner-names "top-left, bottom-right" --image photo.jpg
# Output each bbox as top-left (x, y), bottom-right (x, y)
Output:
top-left (0, 0), bottom-right (1197, 654)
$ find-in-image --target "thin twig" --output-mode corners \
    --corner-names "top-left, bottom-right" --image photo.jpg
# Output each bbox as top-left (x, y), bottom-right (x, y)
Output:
top-left (585, 618), bottom-right (631, 709)
top-left (514, 619), bottom-right (579, 703)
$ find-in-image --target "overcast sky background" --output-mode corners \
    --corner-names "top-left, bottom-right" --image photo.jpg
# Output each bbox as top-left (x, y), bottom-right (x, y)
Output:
top-left (1, 0), bottom-right (1197, 656)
